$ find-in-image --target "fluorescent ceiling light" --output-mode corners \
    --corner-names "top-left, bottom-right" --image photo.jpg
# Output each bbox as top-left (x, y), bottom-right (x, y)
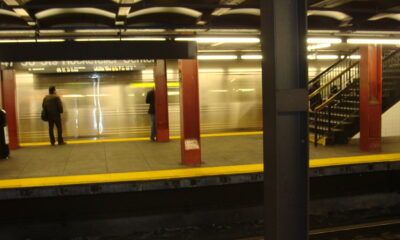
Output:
top-left (347, 38), bottom-right (400, 44)
top-left (307, 38), bottom-right (342, 44)
top-left (341, 55), bottom-right (361, 59)
top-left (122, 37), bottom-right (166, 41)
top-left (317, 55), bottom-right (338, 60)
top-left (176, 37), bottom-right (260, 43)
top-left (307, 43), bottom-right (331, 50)
top-left (36, 39), bottom-right (65, 42)
top-left (308, 55), bottom-right (339, 60)
top-left (125, 29), bottom-right (166, 33)
top-left (208, 29), bottom-right (259, 33)
top-left (75, 38), bottom-right (119, 41)
top-left (175, 28), bottom-right (207, 32)
top-left (0, 39), bottom-right (34, 43)
top-left (241, 55), bottom-right (262, 60)
top-left (197, 55), bottom-right (238, 60)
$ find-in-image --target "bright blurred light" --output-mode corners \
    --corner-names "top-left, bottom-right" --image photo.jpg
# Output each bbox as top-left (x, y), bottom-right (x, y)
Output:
top-left (316, 55), bottom-right (339, 60)
top-left (0, 39), bottom-right (64, 43)
top-left (347, 38), bottom-right (400, 44)
top-left (241, 55), bottom-right (262, 60)
top-left (122, 37), bottom-right (166, 41)
top-left (75, 38), bottom-right (119, 42)
top-left (197, 55), bottom-right (238, 60)
top-left (308, 55), bottom-right (339, 60)
top-left (307, 38), bottom-right (342, 44)
top-left (176, 37), bottom-right (260, 43)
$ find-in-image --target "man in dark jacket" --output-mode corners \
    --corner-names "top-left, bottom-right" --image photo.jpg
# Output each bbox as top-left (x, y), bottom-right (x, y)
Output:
top-left (145, 88), bottom-right (156, 141)
top-left (42, 86), bottom-right (66, 146)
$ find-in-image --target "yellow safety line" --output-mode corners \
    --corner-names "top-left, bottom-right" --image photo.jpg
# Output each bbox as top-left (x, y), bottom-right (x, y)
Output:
top-left (0, 153), bottom-right (399, 189)
top-left (19, 131), bottom-right (264, 147)
top-left (310, 153), bottom-right (400, 168)
top-left (0, 164), bottom-right (262, 189)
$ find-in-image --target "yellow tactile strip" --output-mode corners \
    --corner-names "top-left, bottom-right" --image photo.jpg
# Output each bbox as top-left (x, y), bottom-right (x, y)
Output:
top-left (0, 153), bottom-right (399, 189)
top-left (19, 131), bottom-right (263, 147)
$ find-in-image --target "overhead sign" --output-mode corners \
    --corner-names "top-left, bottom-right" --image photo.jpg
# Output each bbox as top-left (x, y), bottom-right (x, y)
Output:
top-left (0, 59), bottom-right (154, 73)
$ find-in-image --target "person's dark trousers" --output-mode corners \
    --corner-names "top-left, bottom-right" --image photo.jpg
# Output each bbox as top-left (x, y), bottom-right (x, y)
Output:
top-left (48, 117), bottom-right (64, 145)
top-left (150, 113), bottom-right (156, 141)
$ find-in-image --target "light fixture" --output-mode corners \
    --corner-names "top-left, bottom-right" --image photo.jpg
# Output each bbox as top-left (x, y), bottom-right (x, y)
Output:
top-left (36, 39), bottom-right (65, 42)
top-left (197, 55), bottom-right (238, 60)
top-left (241, 55), bottom-right (262, 60)
top-left (307, 38), bottom-right (342, 44)
top-left (307, 43), bottom-right (331, 50)
top-left (0, 39), bottom-right (65, 43)
top-left (75, 38), bottom-right (119, 42)
top-left (308, 55), bottom-right (339, 60)
top-left (347, 38), bottom-right (400, 44)
top-left (122, 37), bottom-right (166, 41)
top-left (176, 37), bottom-right (260, 43)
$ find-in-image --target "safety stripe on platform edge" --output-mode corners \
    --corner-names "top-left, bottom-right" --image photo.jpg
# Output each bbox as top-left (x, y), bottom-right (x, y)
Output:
top-left (19, 131), bottom-right (264, 146)
top-left (0, 153), bottom-right (399, 189)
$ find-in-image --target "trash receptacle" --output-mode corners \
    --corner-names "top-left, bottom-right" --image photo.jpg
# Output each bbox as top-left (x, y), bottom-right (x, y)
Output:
top-left (0, 109), bottom-right (10, 159)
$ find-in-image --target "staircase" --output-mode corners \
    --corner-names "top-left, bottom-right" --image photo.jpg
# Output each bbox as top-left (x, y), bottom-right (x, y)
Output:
top-left (308, 48), bottom-right (400, 146)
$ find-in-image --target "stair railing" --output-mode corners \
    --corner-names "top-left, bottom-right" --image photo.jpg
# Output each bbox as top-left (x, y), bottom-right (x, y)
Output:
top-left (309, 50), bottom-right (360, 146)
top-left (310, 47), bottom-right (400, 146)
top-left (308, 48), bottom-right (359, 89)
top-left (383, 48), bottom-right (400, 69)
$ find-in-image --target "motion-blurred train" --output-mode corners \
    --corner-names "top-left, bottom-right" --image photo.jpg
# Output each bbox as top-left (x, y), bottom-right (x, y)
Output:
top-left (16, 60), bottom-right (329, 143)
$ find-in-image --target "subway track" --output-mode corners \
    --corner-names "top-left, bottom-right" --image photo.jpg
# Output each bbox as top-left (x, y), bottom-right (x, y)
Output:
top-left (0, 170), bottom-right (399, 239)
top-left (309, 219), bottom-right (400, 240)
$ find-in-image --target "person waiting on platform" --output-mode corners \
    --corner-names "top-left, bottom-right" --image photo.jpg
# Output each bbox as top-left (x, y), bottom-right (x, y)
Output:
top-left (42, 86), bottom-right (66, 146)
top-left (146, 88), bottom-right (156, 141)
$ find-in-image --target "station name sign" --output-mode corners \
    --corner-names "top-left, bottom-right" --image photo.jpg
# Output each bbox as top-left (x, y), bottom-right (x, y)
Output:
top-left (0, 59), bottom-right (155, 73)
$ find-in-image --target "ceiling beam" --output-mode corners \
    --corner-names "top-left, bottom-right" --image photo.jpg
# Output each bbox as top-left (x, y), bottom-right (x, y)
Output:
top-left (311, 0), bottom-right (354, 8)
top-left (211, 0), bottom-right (247, 16)
top-left (2, 0), bottom-right (36, 26)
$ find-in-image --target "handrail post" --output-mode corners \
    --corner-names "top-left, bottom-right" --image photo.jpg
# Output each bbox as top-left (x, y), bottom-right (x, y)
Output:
top-left (314, 110), bottom-right (318, 147)
top-left (328, 104), bottom-right (331, 134)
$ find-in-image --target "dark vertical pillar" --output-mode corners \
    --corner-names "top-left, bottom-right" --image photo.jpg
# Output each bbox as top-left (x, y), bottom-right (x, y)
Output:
top-left (178, 59), bottom-right (201, 165)
top-left (153, 59), bottom-right (170, 142)
top-left (261, 0), bottom-right (309, 240)
top-left (0, 70), bottom-right (19, 149)
top-left (359, 45), bottom-right (382, 152)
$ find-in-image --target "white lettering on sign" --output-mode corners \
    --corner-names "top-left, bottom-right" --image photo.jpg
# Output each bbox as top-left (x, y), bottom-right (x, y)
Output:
top-left (184, 139), bottom-right (199, 150)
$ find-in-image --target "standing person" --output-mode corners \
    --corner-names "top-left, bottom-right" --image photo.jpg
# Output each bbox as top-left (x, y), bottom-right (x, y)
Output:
top-left (146, 88), bottom-right (156, 141)
top-left (42, 86), bottom-right (66, 146)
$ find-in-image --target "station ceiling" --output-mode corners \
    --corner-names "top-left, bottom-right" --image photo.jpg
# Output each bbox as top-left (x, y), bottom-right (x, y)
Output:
top-left (0, 0), bottom-right (399, 54)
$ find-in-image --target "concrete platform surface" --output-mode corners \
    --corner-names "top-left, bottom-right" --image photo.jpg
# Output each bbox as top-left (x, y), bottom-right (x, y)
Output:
top-left (0, 133), bottom-right (399, 180)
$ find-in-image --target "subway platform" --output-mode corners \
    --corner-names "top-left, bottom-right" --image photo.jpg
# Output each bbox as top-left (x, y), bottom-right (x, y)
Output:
top-left (0, 132), bottom-right (399, 199)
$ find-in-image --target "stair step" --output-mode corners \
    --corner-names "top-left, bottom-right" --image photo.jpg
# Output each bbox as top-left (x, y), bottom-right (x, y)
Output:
top-left (308, 124), bottom-right (343, 132)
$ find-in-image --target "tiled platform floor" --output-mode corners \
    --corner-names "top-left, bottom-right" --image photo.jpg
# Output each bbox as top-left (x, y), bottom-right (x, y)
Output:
top-left (0, 134), bottom-right (399, 180)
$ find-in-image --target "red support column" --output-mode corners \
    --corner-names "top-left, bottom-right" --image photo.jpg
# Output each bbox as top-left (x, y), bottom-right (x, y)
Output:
top-left (153, 59), bottom-right (170, 142)
top-left (178, 59), bottom-right (201, 165)
top-left (359, 45), bottom-right (382, 152)
top-left (0, 70), bottom-right (19, 149)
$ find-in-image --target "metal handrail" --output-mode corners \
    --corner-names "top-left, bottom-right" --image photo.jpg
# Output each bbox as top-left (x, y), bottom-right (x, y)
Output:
top-left (308, 48), bottom-right (359, 87)
top-left (310, 47), bottom-right (400, 146)
top-left (309, 61), bottom-right (359, 100)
